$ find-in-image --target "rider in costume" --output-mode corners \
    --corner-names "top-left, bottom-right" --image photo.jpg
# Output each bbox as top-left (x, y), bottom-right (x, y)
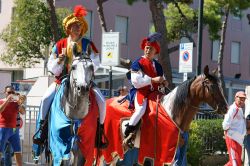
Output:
top-left (124, 33), bottom-right (168, 138)
top-left (37, 5), bottom-right (106, 147)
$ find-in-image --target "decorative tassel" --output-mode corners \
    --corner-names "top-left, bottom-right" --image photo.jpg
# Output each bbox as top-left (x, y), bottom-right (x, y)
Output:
top-left (74, 5), bottom-right (87, 17)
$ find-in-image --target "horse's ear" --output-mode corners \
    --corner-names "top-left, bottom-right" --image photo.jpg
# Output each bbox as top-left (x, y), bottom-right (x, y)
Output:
top-left (203, 65), bottom-right (209, 77)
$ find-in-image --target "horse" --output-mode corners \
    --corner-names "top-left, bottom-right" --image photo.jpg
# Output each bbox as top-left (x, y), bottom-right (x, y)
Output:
top-left (100, 66), bottom-right (228, 165)
top-left (48, 56), bottom-right (99, 166)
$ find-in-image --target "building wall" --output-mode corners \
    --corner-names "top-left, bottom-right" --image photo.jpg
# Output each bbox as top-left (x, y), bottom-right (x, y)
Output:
top-left (0, 0), bottom-right (250, 94)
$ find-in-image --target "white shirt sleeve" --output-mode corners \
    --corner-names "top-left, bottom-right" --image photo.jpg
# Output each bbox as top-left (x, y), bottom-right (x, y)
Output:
top-left (47, 52), bottom-right (64, 77)
top-left (222, 106), bottom-right (235, 130)
top-left (131, 70), bottom-right (152, 89)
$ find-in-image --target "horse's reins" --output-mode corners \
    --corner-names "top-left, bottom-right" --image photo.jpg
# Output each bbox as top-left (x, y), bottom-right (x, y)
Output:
top-left (154, 95), bottom-right (159, 160)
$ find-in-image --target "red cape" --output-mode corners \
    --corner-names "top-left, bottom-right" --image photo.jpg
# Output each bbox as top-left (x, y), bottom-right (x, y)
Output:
top-left (78, 89), bottom-right (99, 166)
top-left (102, 92), bottom-right (180, 165)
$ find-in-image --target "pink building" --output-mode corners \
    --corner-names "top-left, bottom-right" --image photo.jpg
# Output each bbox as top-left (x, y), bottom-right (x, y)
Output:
top-left (55, 0), bottom-right (250, 103)
top-left (0, 0), bottom-right (250, 103)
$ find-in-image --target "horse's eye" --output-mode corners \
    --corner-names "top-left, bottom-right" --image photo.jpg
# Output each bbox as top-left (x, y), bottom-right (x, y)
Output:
top-left (72, 65), bottom-right (76, 70)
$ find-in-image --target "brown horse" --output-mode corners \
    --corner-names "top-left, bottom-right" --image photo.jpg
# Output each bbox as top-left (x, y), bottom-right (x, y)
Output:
top-left (100, 66), bottom-right (228, 165)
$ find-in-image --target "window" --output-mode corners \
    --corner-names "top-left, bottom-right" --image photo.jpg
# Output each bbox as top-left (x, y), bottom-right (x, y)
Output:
top-left (231, 41), bottom-right (241, 64)
top-left (211, 40), bottom-right (220, 61)
top-left (115, 16), bottom-right (128, 44)
top-left (85, 11), bottom-right (92, 39)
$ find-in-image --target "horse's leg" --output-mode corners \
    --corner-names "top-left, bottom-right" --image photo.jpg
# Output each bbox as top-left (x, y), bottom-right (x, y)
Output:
top-left (70, 148), bottom-right (86, 166)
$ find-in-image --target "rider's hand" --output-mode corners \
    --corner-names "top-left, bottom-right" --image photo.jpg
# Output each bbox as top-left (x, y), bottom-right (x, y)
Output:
top-left (151, 76), bottom-right (164, 84)
top-left (58, 54), bottom-right (65, 64)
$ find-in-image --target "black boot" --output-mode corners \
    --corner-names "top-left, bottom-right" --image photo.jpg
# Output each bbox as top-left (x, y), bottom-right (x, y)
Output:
top-left (33, 120), bottom-right (48, 145)
top-left (123, 124), bottom-right (138, 149)
top-left (95, 123), bottom-right (109, 149)
top-left (124, 124), bottom-right (137, 138)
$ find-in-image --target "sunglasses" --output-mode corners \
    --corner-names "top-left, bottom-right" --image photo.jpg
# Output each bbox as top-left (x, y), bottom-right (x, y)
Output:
top-left (6, 91), bottom-right (15, 94)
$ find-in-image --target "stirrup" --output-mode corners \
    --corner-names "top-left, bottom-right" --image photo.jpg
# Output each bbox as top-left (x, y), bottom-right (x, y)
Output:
top-left (123, 133), bottom-right (136, 149)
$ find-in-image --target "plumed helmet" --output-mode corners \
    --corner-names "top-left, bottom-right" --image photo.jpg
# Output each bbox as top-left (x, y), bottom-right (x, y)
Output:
top-left (63, 5), bottom-right (88, 36)
top-left (140, 32), bottom-right (162, 54)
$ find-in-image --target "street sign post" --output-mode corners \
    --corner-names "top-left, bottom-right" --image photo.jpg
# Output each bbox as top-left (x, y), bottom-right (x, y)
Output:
top-left (101, 32), bottom-right (120, 66)
top-left (179, 42), bottom-right (193, 81)
top-left (101, 32), bottom-right (120, 98)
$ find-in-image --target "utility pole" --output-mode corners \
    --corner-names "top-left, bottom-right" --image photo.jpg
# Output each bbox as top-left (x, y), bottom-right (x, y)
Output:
top-left (196, 0), bottom-right (204, 75)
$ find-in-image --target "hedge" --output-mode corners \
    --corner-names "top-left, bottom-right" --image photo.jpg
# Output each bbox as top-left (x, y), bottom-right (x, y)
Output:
top-left (187, 119), bottom-right (227, 165)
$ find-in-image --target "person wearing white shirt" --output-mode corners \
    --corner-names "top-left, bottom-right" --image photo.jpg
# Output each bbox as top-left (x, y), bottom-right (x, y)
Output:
top-left (223, 91), bottom-right (246, 166)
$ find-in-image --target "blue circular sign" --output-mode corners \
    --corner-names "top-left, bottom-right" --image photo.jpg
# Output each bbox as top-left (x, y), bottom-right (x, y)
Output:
top-left (182, 51), bottom-right (190, 62)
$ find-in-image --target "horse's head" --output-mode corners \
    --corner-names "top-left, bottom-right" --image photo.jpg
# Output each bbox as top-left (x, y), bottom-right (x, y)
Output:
top-left (70, 58), bottom-right (94, 95)
top-left (193, 66), bottom-right (228, 114)
top-left (64, 58), bottom-right (94, 120)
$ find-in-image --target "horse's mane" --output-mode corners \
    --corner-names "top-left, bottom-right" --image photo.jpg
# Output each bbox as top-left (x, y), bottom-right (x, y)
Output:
top-left (172, 77), bottom-right (196, 119)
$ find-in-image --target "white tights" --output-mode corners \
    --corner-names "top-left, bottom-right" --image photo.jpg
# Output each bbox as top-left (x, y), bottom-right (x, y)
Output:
top-left (40, 82), bottom-right (106, 124)
top-left (128, 93), bottom-right (147, 126)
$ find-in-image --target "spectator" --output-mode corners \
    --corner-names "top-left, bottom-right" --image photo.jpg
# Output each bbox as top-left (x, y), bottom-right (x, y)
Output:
top-left (118, 86), bottom-right (129, 97)
top-left (223, 91), bottom-right (246, 166)
top-left (0, 86), bottom-right (26, 166)
top-left (1, 93), bottom-right (26, 166)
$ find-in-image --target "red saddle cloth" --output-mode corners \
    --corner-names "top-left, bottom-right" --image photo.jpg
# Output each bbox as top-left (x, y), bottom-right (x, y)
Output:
top-left (77, 89), bottom-right (99, 166)
top-left (102, 91), bottom-right (180, 165)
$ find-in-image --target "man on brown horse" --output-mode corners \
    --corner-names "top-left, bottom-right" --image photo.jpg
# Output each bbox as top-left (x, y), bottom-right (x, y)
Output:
top-left (124, 32), bottom-right (168, 142)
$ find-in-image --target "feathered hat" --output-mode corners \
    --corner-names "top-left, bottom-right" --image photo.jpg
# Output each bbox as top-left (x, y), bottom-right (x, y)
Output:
top-left (140, 32), bottom-right (162, 54)
top-left (63, 5), bottom-right (88, 36)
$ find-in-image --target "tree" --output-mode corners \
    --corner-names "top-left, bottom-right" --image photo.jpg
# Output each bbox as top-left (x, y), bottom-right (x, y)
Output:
top-left (46, 0), bottom-right (60, 42)
top-left (0, 0), bottom-right (70, 67)
top-left (204, 0), bottom-right (250, 96)
top-left (0, 0), bottom-right (52, 67)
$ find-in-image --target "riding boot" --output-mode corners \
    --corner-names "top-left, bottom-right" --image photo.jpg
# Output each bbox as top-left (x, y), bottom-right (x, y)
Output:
top-left (95, 123), bottom-right (109, 149)
top-left (33, 119), bottom-right (48, 145)
top-left (123, 124), bottom-right (138, 149)
top-left (124, 124), bottom-right (137, 138)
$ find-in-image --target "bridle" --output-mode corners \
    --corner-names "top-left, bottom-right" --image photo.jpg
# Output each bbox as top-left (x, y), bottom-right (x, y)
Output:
top-left (67, 57), bottom-right (94, 110)
top-left (188, 74), bottom-right (221, 112)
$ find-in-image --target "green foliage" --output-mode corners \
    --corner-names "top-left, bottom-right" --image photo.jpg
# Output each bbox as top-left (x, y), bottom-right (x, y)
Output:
top-left (56, 8), bottom-right (71, 39)
top-left (164, 2), bottom-right (197, 42)
top-left (187, 119), bottom-right (227, 166)
top-left (0, 0), bottom-right (52, 67)
top-left (163, 0), bottom-right (250, 42)
top-left (0, 0), bottom-right (70, 67)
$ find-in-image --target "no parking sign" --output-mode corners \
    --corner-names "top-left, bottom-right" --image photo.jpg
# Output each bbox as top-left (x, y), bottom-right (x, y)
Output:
top-left (179, 43), bottom-right (193, 73)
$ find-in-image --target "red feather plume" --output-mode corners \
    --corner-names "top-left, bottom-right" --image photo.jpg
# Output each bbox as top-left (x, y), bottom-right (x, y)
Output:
top-left (74, 5), bottom-right (87, 17)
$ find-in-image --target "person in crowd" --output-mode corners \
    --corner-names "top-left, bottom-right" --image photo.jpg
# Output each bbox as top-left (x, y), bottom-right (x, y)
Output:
top-left (0, 86), bottom-right (26, 166)
top-left (34, 5), bottom-right (106, 148)
top-left (118, 86), bottom-right (129, 97)
top-left (223, 91), bottom-right (247, 166)
top-left (124, 32), bottom-right (168, 138)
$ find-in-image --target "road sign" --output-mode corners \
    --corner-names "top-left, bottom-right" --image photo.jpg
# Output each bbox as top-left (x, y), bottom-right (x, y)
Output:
top-left (101, 32), bottom-right (120, 66)
top-left (179, 42), bottom-right (193, 73)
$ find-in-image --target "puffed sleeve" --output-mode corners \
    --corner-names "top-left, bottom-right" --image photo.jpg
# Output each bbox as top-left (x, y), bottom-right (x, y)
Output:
top-left (130, 60), bottom-right (152, 89)
top-left (47, 45), bottom-right (64, 76)
top-left (131, 70), bottom-right (152, 89)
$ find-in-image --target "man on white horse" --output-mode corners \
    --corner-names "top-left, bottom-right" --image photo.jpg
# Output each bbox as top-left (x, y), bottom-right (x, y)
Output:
top-left (34, 5), bottom-right (106, 148)
top-left (124, 33), bottom-right (168, 142)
